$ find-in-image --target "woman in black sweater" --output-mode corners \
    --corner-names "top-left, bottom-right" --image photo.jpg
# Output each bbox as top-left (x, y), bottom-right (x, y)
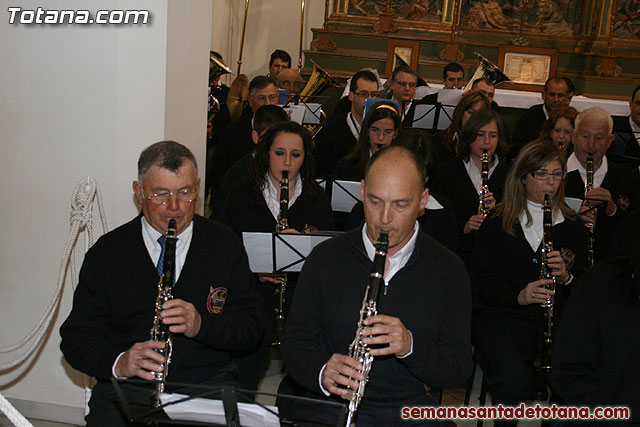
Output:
top-left (471, 140), bottom-right (588, 424)
top-left (216, 121), bottom-right (334, 394)
top-left (333, 100), bottom-right (401, 181)
top-left (435, 108), bottom-right (510, 268)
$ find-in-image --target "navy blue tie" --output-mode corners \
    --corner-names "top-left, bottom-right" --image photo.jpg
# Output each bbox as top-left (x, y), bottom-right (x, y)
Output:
top-left (156, 235), bottom-right (166, 277)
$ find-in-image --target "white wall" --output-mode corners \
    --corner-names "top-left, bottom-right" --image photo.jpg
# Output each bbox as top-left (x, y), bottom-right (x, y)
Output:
top-left (0, 0), bottom-right (211, 423)
top-left (211, 0), bottom-right (326, 85)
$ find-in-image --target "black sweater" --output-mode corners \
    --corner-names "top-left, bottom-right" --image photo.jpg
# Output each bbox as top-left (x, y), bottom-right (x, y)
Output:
top-left (281, 227), bottom-right (472, 407)
top-left (59, 214), bottom-right (264, 383)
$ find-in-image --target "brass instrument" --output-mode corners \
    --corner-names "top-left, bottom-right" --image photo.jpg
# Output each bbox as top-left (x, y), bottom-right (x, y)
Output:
top-left (150, 219), bottom-right (177, 407)
top-left (539, 194), bottom-right (555, 373)
top-left (299, 60), bottom-right (337, 101)
top-left (208, 54), bottom-right (234, 122)
top-left (298, 0), bottom-right (305, 71)
top-left (272, 171), bottom-right (289, 347)
top-left (464, 53), bottom-right (511, 93)
top-left (478, 149), bottom-right (490, 216)
top-left (226, 0), bottom-right (250, 121)
top-left (344, 232), bottom-right (389, 427)
top-left (585, 153), bottom-right (596, 266)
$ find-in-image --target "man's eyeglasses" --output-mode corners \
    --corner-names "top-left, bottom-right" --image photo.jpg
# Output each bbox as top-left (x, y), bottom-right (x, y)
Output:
top-left (142, 188), bottom-right (197, 205)
top-left (369, 127), bottom-right (396, 138)
top-left (254, 94), bottom-right (279, 103)
top-left (394, 80), bottom-right (417, 88)
top-left (354, 90), bottom-right (380, 99)
top-left (530, 171), bottom-right (566, 181)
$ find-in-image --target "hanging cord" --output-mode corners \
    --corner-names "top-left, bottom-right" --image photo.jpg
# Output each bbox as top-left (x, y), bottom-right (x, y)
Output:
top-left (0, 176), bottom-right (108, 424)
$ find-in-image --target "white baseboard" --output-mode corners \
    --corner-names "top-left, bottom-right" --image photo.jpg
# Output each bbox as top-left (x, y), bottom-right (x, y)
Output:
top-left (6, 398), bottom-right (85, 426)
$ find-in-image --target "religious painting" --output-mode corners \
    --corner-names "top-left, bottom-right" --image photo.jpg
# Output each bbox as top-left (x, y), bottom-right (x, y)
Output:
top-left (385, 40), bottom-right (420, 76)
top-left (462, 0), bottom-right (583, 38)
top-left (497, 45), bottom-right (557, 92)
top-left (613, 0), bottom-right (640, 38)
top-left (344, 0), bottom-right (447, 24)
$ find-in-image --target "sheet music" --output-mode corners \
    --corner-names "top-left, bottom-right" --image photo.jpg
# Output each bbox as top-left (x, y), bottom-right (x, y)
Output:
top-left (283, 104), bottom-right (306, 124)
top-left (437, 106), bottom-right (455, 130)
top-left (242, 233), bottom-right (273, 272)
top-left (437, 89), bottom-right (463, 106)
top-left (302, 103), bottom-right (322, 124)
top-left (565, 197), bottom-right (583, 212)
top-left (411, 104), bottom-right (437, 130)
top-left (331, 180), bottom-right (361, 212)
top-left (160, 393), bottom-right (280, 427)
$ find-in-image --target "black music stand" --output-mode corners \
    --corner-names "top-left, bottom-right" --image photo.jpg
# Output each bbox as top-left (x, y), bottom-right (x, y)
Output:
top-left (111, 378), bottom-right (347, 426)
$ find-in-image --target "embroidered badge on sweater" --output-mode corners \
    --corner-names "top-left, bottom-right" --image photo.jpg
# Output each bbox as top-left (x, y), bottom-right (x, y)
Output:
top-left (207, 286), bottom-right (228, 314)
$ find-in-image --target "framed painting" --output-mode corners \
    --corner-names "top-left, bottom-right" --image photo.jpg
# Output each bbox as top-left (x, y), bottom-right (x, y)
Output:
top-left (385, 39), bottom-right (420, 77)
top-left (497, 45), bottom-right (558, 92)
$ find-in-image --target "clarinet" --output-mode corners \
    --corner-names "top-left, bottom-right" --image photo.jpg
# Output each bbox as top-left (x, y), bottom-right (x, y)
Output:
top-left (272, 171), bottom-right (289, 347)
top-left (344, 232), bottom-right (389, 427)
top-left (150, 219), bottom-right (177, 407)
top-left (478, 149), bottom-right (490, 216)
top-left (585, 153), bottom-right (596, 266)
top-left (539, 195), bottom-right (555, 373)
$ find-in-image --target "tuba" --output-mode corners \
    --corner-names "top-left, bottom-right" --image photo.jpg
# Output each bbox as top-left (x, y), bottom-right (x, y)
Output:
top-left (344, 232), bottom-right (389, 427)
top-left (272, 172), bottom-right (289, 347)
top-left (208, 53), bottom-right (234, 122)
top-left (478, 149), bottom-right (490, 216)
top-left (299, 60), bottom-right (337, 101)
top-left (584, 153), bottom-right (596, 266)
top-left (150, 219), bottom-right (177, 407)
top-left (464, 53), bottom-right (511, 93)
top-left (539, 194), bottom-right (555, 373)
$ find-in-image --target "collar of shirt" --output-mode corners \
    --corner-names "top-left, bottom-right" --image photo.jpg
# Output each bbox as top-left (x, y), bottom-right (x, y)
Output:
top-left (463, 154), bottom-right (499, 194)
top-left (519, 200), bottom-right (565, 252)
top-left (141, 216), bottom-right (193, 281)
top-left (629, 116), bottom-right (640, 147)
top-left (263, 172), bottom-right (303, 222)
top-left (566, 152), bottom-right (608, 188)
top-left (361, 221), bottom-right (419, 283)
top-left (346, 111), bottom-right (361, 140)
top-left (426, 194), bottom-right (444, 210)
top-left (543, 105), bottom-right (550, 120)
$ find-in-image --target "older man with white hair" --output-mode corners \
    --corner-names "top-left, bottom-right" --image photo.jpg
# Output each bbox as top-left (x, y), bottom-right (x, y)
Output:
top-left (564, 107), bottom-right (640, 262)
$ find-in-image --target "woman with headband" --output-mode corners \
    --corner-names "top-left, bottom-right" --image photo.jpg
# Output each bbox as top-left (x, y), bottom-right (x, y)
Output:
top-left (333, 100), bottom-right (402, 181)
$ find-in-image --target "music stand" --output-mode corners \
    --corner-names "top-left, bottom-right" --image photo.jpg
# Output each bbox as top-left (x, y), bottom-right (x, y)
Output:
top-left (111, 378), bottom-right (348, 426)
top-left (323, 179), bottom-right (361, 213)
top-left (242, 231), bottom-right (340, 274)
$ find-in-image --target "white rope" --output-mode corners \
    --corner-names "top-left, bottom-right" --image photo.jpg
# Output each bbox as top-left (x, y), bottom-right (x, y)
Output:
top-left (0, 176), bottom-right (108, 425)
top-left (0, 394), bottom-right (32, 427)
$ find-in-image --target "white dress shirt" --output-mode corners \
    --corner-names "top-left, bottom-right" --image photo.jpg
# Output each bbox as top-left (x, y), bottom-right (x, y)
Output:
top-left (262, 172), bottom-right (303, 221)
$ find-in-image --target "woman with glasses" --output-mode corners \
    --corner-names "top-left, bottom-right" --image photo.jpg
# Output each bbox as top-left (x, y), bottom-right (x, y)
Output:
top-left (470, 140), bottom-right (587, 419)
top-left (537, 105), bottom-right (578, 157)
top-left (215, 121), bottom-right (334, 395)
top-left (435, 108), bottom-right (510, 268)
top-left (333, 100), bottom-right (401, 181)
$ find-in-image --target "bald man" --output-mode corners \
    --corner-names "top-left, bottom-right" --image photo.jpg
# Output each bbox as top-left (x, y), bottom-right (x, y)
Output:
top-left (277, 68), bottom-right (304, 98)
top-left (279, 145), bottom-right (472, 425)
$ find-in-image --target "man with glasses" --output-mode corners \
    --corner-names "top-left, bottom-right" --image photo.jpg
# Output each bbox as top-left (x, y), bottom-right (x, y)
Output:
top-left (564, 107), bottom-right (640, 262)
top-left (211, 76), bottom-right (279, 201)
top-left (61, 141), bottom-right (263, 425)
top-left (314, 70), bottom-right (379, 177)
top-left (388, 65), bottom-right (419, 126)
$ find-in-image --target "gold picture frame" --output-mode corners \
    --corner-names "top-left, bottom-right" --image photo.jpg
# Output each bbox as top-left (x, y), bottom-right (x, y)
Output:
top-left (497, 45), bottom-right (558, 93)
top-left (385, 39), bottom-right (420, 77)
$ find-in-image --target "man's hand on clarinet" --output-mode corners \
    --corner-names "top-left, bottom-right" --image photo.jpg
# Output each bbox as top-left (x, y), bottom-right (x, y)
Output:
top-left (321, 354), bottom-right (365, 399)
top-left (361, 314), bottom-right (412, 357)
top-left (161, 299), bottom-right (202, 338)
top-left (114, 340), bottom-right (165, 380)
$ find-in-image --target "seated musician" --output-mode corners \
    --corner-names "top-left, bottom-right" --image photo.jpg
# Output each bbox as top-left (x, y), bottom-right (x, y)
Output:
top-left (610, 84), bottom-right (640, 172)
top-left (471, 140), bottom-right (588, 425)
top-left (536, 105), bottom-right (578, 159)
top-left (59, 141), bottom-right (264, 426)
top-left (333, 100), bottom-right (401, 182)
top-left (431, 90), bottom-right (492, 170)
top-left (279, 145), bottom-right (472, 426)
top-left (314, 70), bottom-right (380, 177)
top-left (435, 108), bottom-right (510, 268)
top-left (552, 208), bottom-right (640, 423)
top-left (215, 121), bottom-right (334, 394)
top-left (564, 107), bottom-right (640, 263)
